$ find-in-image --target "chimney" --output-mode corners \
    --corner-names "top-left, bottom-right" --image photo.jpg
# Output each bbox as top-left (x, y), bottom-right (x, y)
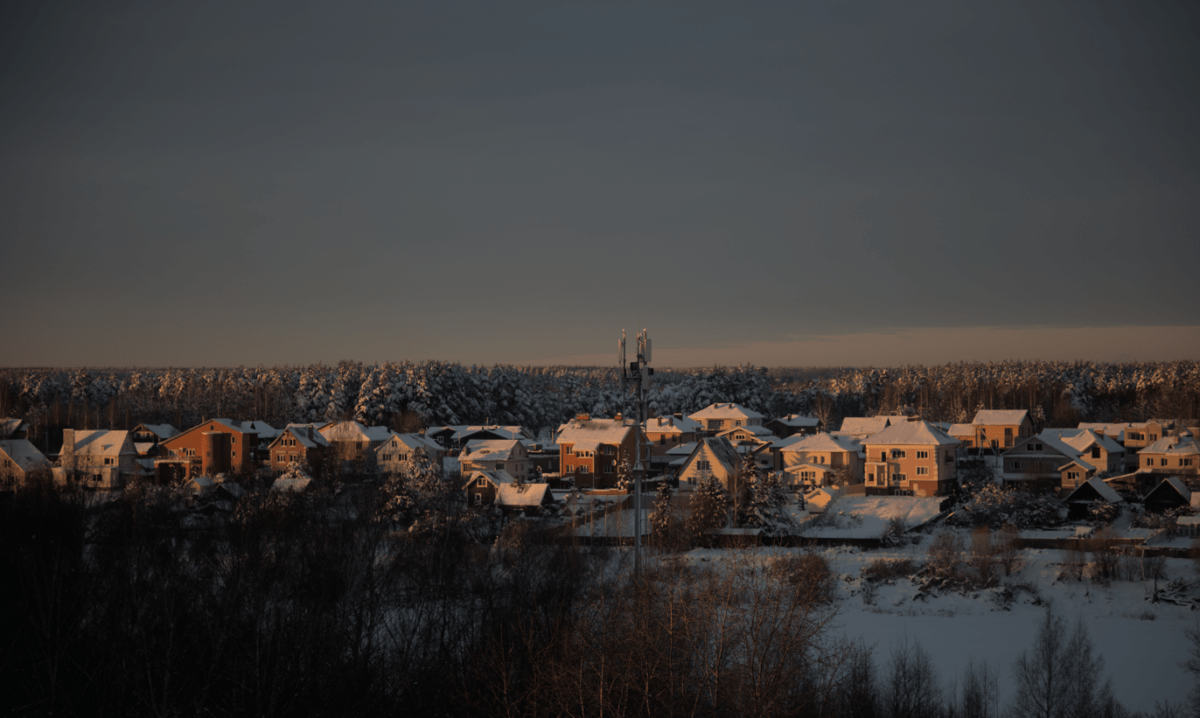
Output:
top-left (576, 413), bottom-right (590, 422)
top-left (657, 417), bottom-right (664, 426)
top-left (62, 428), bottom-right (75, 457)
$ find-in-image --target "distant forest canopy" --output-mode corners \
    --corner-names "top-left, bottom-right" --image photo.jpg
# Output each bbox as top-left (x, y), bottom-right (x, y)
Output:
top-left (1, 361), bottom-right (1198, 448)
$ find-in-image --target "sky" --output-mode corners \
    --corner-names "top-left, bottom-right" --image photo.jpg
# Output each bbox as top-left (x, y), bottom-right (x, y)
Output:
top-left (1, 1), bottom-right (1197, 368)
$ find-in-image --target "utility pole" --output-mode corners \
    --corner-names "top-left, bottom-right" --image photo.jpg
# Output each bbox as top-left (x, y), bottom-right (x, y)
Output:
top-left (621, 329), bottom-right (653, 582)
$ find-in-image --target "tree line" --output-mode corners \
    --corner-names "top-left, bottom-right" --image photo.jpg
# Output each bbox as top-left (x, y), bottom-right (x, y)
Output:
top-left (2, 360), bottom-right (1197, 452)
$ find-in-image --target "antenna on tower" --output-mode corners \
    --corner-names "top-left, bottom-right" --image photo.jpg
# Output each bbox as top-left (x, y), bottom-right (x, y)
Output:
top-left (621, 327), bottom-right (654, 583)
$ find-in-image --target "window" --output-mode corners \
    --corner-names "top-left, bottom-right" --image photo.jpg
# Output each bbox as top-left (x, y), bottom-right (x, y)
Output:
top-left (232, 451), bottom-right (236, 458)
top-left (696, 459), bottom-right (711, 471)
top-left (603, 463), bottom-right (613, 473)
top-left (232, 436), bottom-right (237, 444)
top-left (1012, 461), bottom-right (1023, 470)
top-left (564, 446), bottom-right (574, 455)
top-left (579, 465), bottom-right (590, 474)
top-left (565, 464), bottom-right (573, 472)
top-left (891, 449), bottom-right (906, 459)
top-left (916, 467), bottom-right (928, 475)
top-left (894, 473), bottom-right (906, 482)
top-left (603, 445), bottom-right (615, 455)
top-left (474, 493), bottom-right (482, 506)
top-left (1091, 447), bottom-right (1101, 459)
top-left (1184, 459), bottom-right (1194, 467)
top-left (916, 451), bottom-right (929, 459)
top-left (1161, 458), bottom-right (1169, 467)
top-left (1067, 471), bottom-right (1079, 481)
top-left (104, 458), bottom-right (113, 466)
top-left (1031, 443), bottom-right (1043, 451)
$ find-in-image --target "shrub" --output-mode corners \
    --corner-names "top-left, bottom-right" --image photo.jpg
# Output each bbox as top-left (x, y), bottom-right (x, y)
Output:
top-left (862, 558), bottom-right (918, 583)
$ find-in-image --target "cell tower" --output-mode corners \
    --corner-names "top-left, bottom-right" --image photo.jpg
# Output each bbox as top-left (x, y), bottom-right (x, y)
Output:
top-left (620, 329), bottom-right (654, 580)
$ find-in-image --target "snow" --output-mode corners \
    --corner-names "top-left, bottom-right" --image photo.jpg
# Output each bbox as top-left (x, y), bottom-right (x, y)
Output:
top-left (0, 439), bottom-right (49, 472)
top-left (688, 403), bottom-right (764, 421)
top-left (864, 419), bottom-right (959, 447)
top-left (495, 482), bottom-right (549, 507)
top-left (972, 409), bottom-right (1029, 426)
top-left (799, 496), bottom-right (944, 538)
top-left (573, 507), bottom-right (650, 537)
top-left (556, 418), bottom-right (631, 452)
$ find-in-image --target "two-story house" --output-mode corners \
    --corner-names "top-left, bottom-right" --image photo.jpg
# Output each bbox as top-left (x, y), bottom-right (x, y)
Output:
top-left (675, 436), bottom-right (742, 494)
top-left (1138, 434), bottom-right (1200, 476)
top-left (776, 433), bottom-right (863, 488)
top-left (862, 419), bottom-right (959, 497)
top-left (267, 424), bottom-right (331, 473)
top-left (834, 416), bottom-right (908, 441)
top-left (0, 439), bottom-right (49, 487)
top-left (971, 410), bottom-right (1033, 451)
top-left (1001, 428), bottom-right (1125, 491)
top-left (763, 414), bottom-right (823, 439)
top-left (158, 419), bottom-right (260, 481)
top-left (319, 421), bottom-right (393, 473)
top-left (643, 415), bottom-right (702, 454)
top-left (60, 429), bottom-right (140, 489)
top-left (556, 415), bottom-right (643, 490)
top-left (460, 439), bottom-right (529, 481)
top-left (376, 432), bottom-right (445, 476)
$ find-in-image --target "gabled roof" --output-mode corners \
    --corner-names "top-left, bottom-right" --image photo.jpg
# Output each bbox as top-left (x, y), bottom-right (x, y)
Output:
top-left (162, 419), bottom-right (252, 448)
top-left (1058, 458), bottom-right (1096, 473)
top-left (1064, 476), bottom-right (1123, 504)
top-left (718, 424), bottom-right (774, 438)
top-left (947, 424), bottom-right (975, 438)
top-left (0, 439), bottom-right (49, 473)
top-left (465, 469), bottom-right (518, 488)
top-left (1053, 429), bottom-right (1123, 456)
top-left (643, 415), bottom-right (702, 434)
top-left (319, 421), bottom-right (391, 444)
top-left (972, 409), bottom-right (1029, 426)
top-left (783, 462), bottom-right (832, 475)
top-left (461, 439), bottom-right (523, 462)
top-left (239, 420), bottom-right (278, 440)
top-left (269, 424), bottom-right (330, 450)
top-left (556, 418), bottom-right (632, 452)
top-left (778, 432), bottom-right (859, 454)
top-left (70, 430), bottom-right (135, 457)
top-left (381, 432), bottom-right (442, 454)
top-left (665, 442), bottom-right (698, 456)
top-left (1144, 476), bottom-right (1192, 505)
top-left (688, 403), bottom-right (764, 421)
top-left (690, 436), bottom-right (741, 475)
top-left (863, 420), bottom-right (959, 447)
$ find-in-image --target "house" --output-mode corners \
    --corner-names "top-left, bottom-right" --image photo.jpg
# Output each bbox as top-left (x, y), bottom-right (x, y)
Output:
top-left (1137, 434), bottom-right (1200, 476)
top-left (463, 470), bottom-right (554, 514)
top-left (459, 439), bottom-right (529, 481)
top-left (764, 414), bottom-right (823, 439)
top-left (675, 437), bottom-right (741, 493)
top-left (971, 409), bottom-right (1033, 451)
top-left (131, 423), bottom-right (179, 444)
top-left (775, 433), bottom-right (863, 483)
top-left (1000, 429), bottom-right (1125, 490)
top-left (158, 419), bottom-right (261, 481)
top-left (642, 415), bottom-right (702, 455)
top-left (0, 439), bottom-right (50, 486)
top-left (688, 403), bottom-right (765, 435)
top-left (319, 421), bottom-right (393, 472)
top-left (267, 424), bottom-right (331, 473)
top-left (803, 487), bottom-right (839, 513)
top-left (862, 418), bottom-right (959, 497)
top-left (59, 429), bottom-right (139, 489)
top-left (556, 415), bottom-right (644, 490)
top-left (1143, 476), bottom-right (1193, 513)
top-left (376, 432), bottom-right (445, 475)
top-left (1121, 421), bottom-right (1171, 451)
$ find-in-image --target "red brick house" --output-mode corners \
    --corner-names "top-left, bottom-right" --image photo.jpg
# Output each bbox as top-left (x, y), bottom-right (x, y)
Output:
top-left (557, 415), bottom-right (645, 490)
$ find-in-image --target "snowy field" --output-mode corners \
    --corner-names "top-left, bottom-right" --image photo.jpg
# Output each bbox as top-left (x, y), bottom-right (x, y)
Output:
top-left (663, 543), bottom-right (1196, 713)
top-left (799, 495), bottom-right (944, 538)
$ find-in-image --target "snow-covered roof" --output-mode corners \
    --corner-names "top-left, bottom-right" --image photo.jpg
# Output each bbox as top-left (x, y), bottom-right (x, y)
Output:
top-left (272, 425), bottom-right (330, 449)
top-left (272, 476), bottom-right (312, 492)
top-left (1058, 458), bottom-right (1096, 473)
top-left (239, 420), bottom-right (278, 440)
top-left (70, 430), bottom-right (134, 457)
top-left (496, 482), bottom-right (550, 507)
top-left (1140, 435), bottom-right (1200, 456)
top-left (0, 439), bottom-right (49, 473)
top-left (972, 409), bottom-right (1028, 426)
top-left (778, 432), bottom-right (859, 454)
top-left (863, 420), bottom-right (959, 447)
top-left (665, 442), bottom-right (698, 456)
top-left (776, 414), bottom-right (821, 428)
top-left (1144, 476), bottom-right (1192, 505)
top-left (319, 421), bottom-right (390, 444)
top-left (695, 436), bottom-right (741, 474)
top-left (1020, 429), bottom-right (1123, 460)
top-left (718, 424), bottom-right (774, 438)
top-left (838, 417), bottom-right (893, 436)
top-left (557, 418), bottom-right (632, 452)
top-left (688, 403), bottom-right (764, 421)
top-left (465, 469), bottom-right (517, 488)
top-left (460, 439), bottom-right (523, 462)
top-left (134, 442), bottom-right (157, 455)
top-left (643, 415), bottom-right (702, 434)
top-left (382, 432), bottom-right (442, 454)
top-left (947, 424), bottom-right (975, 438)
top-left (783, 462), bottom-right (832, 474)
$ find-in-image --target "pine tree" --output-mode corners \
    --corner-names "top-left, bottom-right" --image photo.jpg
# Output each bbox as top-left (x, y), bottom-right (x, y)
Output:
top-left (649, 481), bottom-right (675, 544)
top-left (686, 474), bottom-right (730, 544)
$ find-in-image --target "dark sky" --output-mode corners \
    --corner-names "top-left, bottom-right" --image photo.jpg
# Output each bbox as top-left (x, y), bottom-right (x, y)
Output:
top-left (2, 1), bottom-right (1197, 367)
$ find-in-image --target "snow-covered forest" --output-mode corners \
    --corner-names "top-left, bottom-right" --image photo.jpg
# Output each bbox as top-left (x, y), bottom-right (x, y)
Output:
top-left (2, 360), bottom-right (1198, 444)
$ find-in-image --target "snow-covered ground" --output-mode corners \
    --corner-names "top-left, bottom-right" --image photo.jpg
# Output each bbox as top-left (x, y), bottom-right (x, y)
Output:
top-left (798, 495), bottom-right (944, 538)
top-left (661, 543), bottom-right (1196, 712)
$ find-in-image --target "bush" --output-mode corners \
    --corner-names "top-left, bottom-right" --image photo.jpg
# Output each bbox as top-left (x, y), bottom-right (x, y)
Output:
top-left (862, 558), bottom-right (918, 583)
top-left (948, 484), bottom-right (1064, 529)
top-left (769, 552), bottom-right (836, 604)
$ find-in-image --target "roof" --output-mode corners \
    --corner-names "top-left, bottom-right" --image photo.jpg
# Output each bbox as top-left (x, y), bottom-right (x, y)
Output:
top-left (1144, 476), bottom-right (1192, 504)
top-left (1070, 477), bottom-right (1123, 506)
top-left (1016, 429), bottom-right (1124, 460)
top-left (947, 424), bottom-right (975, 438)
top-left (665, 442), bottom-right (698, 456)
top-left (496, 482), bottom-right (551, 507)
top-left (272, 425), bottom-right (330, 449)
top-left (863, 420), bottom-right (959, 447)
top-left (643, 415), bottom-right (702, 434)
top-left (972, 409), bottom-right (1029, 426)
top-left (838, 417), bottom-right (894, 436)
top-left (380, 432), bottom-right (443, 455)
top-left (688, 403), bottom-right (764, 421)
top-left (783, 462), bottom-right (832, 474)
top-left (718, 424), bottom-right (774, 438)
top-left (1077, 422), bottom-right (1131, 441)
top-left (1058, 458), bottom-right (1096, 473)
top-left (0, 418), bottom-right (28, 438)
top-left (693, 436), bottom-right (741, 474)
top-left (238, 421), bottom-right (278, 440)
top-left (557, 418), bottom-right (632, 452)
top-left (1141, 435), bottom-right (1200, 456)
top-left (465, 469), bottom-right (518, 487)
top-left (70, 430), bottom-right (134, 457)
top-left (777, 414), bottom-right (822, 428)
top-left (778, 432), bottom-right (859, 454)
top-left (0, 439), bottom-right (49, 473)
top-left (319, 421), bottom-right (391, 444)
top-left (272, 476), bottom-right (312, 492)
top-left (133, 423), bottom-right (178, 440)
top-left (460, 439), bottom-right (523, 462)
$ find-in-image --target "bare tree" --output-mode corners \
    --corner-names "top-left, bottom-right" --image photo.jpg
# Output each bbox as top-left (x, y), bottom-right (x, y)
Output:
top-left (885, 637), bottom-right (944, 718)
